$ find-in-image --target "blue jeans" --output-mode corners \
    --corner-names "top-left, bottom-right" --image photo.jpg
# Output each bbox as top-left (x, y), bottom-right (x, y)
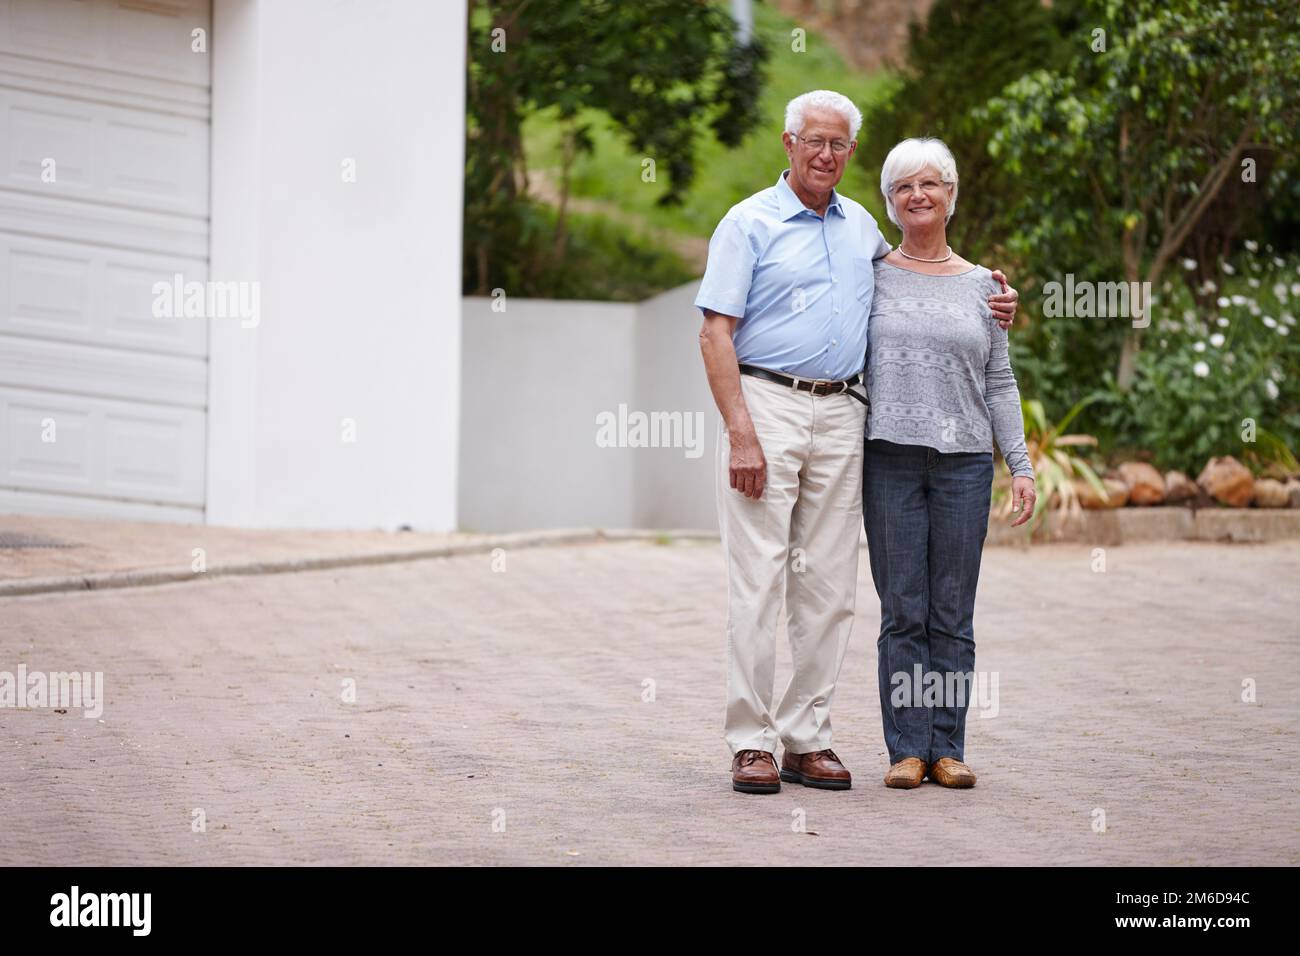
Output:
top-left (862, 438), bottom-right (993, 765)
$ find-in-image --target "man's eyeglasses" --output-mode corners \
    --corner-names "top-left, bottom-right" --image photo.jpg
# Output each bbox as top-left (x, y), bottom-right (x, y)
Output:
top-left (795, 134), bottom-right (852, 155)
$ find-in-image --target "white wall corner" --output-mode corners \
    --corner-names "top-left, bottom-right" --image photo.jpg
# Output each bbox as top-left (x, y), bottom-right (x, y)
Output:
top-left (207, 0), bottom-right (465, 530)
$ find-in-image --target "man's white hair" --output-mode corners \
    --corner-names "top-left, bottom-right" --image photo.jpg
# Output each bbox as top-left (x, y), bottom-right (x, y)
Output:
top-left (784, 90), bottom-right (862, 141)
top-left (879, 137), bottom-right (959, 227)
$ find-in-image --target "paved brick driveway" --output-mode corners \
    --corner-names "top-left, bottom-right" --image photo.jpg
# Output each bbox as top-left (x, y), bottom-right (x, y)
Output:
top-left (2, 539), bottom-right (1297, 865)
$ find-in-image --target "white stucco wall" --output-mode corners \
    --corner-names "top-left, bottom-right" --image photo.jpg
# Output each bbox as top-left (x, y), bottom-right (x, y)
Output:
top-left (459, 282), bottom-right (720, 533)
top-left (207, 0), bottom-right (464, 530)
top-left (632, 282), bottom-right (719, 531)
top-left (458, 295), bottom-right (640, 532)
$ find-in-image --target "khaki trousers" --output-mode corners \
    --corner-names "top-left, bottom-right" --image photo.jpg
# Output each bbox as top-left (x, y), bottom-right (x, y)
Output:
top-left (717, 373), bottom-right (867, 756)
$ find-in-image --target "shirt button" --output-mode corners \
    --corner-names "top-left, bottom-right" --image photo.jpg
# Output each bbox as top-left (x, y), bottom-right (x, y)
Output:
top-left (832, 339), bottom-right (838, 346)
top-left (831, 276), bottom-right (838, 283)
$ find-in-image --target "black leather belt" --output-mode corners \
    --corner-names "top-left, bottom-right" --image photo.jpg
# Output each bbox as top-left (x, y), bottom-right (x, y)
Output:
top-left (739, 364), bottom-right (870, 408)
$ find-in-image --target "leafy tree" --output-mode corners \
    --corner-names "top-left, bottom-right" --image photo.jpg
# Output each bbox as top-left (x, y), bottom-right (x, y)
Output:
top-left (861, 0), bottom-right (1082, 258)
top-left (464, 0), bottom-right (767, 295)
top-left (982, 0), bottom-right (1300, 391)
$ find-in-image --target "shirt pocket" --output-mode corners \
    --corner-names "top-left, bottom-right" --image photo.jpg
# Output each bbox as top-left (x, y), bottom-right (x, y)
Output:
top-left (852, 256), bottom-right (875, 306)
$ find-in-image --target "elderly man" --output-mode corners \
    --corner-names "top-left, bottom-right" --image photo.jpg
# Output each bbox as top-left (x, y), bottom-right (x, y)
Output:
top-left (697, 90), bottom-right (1017, 794)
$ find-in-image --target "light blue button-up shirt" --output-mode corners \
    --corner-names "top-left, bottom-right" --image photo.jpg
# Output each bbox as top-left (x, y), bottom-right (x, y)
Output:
top-left (695, 169), bottom-right (891, 381)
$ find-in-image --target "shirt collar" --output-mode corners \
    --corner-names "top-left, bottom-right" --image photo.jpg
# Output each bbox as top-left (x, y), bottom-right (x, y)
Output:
top-left (777, 169), bottom-right (845, 221)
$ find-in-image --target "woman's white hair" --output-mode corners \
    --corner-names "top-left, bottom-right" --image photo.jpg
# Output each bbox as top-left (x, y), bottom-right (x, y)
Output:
top-left (879, 137), bottom-right (959, 227)
top-left (784, 90), bottom-right (862, 141)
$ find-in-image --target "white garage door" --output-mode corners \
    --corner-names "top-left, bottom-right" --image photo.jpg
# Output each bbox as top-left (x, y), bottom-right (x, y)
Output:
top-left (0, 0), bottom-right (210, 521)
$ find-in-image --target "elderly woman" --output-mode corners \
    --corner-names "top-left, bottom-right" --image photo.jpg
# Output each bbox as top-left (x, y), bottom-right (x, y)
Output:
top-left (863, 137), bottom-right (1036, 790)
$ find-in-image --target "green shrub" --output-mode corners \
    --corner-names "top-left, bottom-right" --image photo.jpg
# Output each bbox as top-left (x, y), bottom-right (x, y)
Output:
top-left (1087, 248), bottom-right (1300, 474)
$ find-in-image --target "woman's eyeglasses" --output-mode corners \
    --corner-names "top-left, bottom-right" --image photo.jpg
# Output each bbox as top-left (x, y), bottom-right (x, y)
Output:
top-left (890, 180), bottom-right (949, 197)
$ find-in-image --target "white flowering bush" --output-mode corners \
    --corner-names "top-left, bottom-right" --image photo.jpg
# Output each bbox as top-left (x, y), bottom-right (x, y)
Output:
top-left (1095, 247), bottom-right (1300, 473)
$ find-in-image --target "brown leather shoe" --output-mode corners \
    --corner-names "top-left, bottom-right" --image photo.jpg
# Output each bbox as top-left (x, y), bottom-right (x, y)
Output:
top-left (731, 749), bottom-right (780, 794)
top-left (928, 757), bottom-right (977, 788)
top-left (780, 748), bottom-right (852, 790)
top-left (883, 756), bottom-right (927, 789)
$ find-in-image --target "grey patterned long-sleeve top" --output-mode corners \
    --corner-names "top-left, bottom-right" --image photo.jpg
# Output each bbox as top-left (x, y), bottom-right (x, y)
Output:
top-left (865, 260), bottom-right (1034, 478)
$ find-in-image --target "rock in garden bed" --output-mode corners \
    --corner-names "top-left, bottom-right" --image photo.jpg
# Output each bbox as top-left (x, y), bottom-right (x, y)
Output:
top-left (1075, 477), bottom-right (1129, 509)
top-left (1253, 478), bottom-right (1290, 508)
top-left (1197, 456), bottom-right (1255, 507)
top-left (1115, 461), bottom-right (1164, 505)
top-left (1164, 470), bottom-right (1198, 504)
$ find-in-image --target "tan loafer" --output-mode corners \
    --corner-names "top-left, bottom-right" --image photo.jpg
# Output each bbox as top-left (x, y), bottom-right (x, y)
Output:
top-left (883, 756), bottom-right (927, 789)
top-left (928, 757), bottom-right (977, 788)
top-left (731, 749), bottom-right (781, 794)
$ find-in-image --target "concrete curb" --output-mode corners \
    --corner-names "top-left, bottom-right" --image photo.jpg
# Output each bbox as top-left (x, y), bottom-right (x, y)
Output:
top-left (3, 511), bottom-right (1298, 599)
top-left (598, 528), bottom-right (719, 541)
top-left (0, 528), bottom-right (604, 599)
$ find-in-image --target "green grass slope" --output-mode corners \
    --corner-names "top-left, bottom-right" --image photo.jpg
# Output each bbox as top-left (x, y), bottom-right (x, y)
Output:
top-left (523, 2), bottom-right (896, 253)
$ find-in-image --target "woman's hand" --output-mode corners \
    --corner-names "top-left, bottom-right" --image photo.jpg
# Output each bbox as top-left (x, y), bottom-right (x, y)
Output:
top-left (1010, 476), bottom-right (1037, 527)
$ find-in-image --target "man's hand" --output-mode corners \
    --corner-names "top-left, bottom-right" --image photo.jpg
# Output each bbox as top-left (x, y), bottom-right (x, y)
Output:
top-left (700, 308), bottom-right (768, 499)
top-left (988, 269), bottom-right (1019, 331)
top-left (729, 429), bottom-right (767, 500)
top-left (1009, 475), bottom-right (1037, 527)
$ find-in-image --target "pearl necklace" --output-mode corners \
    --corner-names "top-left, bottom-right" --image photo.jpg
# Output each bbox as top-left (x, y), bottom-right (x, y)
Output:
top-left (898, 244), bottom-right (953, 263)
